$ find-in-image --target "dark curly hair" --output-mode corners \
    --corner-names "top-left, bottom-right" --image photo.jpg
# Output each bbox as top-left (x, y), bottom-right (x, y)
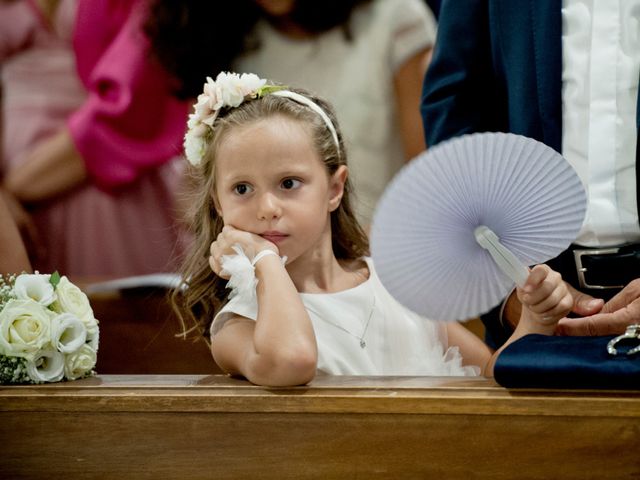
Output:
top-left (144, 1), bottom-right (261, 99)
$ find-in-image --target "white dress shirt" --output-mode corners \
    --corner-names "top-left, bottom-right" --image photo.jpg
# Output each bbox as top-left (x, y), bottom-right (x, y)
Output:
top-left (562, 0), bottom-right (640, 246)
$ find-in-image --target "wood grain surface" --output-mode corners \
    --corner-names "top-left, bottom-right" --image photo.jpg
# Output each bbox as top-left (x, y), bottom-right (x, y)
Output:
top-left (1, 375), bottom-right (639, 479)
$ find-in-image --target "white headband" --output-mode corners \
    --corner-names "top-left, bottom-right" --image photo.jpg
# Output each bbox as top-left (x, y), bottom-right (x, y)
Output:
top-left (271, 90), bottom-right (340, 153)
top-left (183, 72), bottom-right (341, 166)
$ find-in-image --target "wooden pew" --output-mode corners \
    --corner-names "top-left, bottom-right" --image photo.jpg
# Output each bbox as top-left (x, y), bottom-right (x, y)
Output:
top-left (1, 375), bottom-right (638, 479)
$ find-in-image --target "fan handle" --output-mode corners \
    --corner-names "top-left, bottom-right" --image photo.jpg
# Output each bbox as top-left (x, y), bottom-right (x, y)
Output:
top-left (474, 226), bottom-right (530, 287)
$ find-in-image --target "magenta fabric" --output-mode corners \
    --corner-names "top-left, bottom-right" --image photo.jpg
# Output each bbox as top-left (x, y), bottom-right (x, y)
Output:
top-left (1, 0), bottom-right (190, 277)
top-left (69, 0), bottom-right (189, 189)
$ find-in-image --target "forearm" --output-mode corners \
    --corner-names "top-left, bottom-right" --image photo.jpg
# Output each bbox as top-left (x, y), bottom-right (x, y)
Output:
top-left (394, 48), bottom-right (430, 160)
top-left (3, 129), bottom-right (87, 203)
top-left (245, 255), bottom-right (317, 384)
top-left (0, 192), bottom-right (31, 274)
top-left (483, 309), bottom-right (556, 377)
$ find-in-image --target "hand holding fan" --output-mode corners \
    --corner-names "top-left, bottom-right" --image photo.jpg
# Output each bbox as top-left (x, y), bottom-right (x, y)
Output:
top-left (370, 132), bottom-right (586, 321)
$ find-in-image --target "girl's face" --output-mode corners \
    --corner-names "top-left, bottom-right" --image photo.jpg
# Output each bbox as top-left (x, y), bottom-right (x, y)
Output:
top-left (213, 116), bottom-right (347, 264)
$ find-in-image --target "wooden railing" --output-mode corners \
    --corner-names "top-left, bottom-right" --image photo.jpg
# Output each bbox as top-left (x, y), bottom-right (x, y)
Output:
top-left (1, 375), bottom-right (639, 479)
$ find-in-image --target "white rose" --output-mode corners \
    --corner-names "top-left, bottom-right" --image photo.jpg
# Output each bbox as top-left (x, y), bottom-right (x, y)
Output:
top-left (187, 112), bottom-right (201, 131)
top-left (216, 72), bottom-right (244, 108)
top-left (190, 122), bottom-right (208, 138)
top-left (26, 348), bottom-right (64, 383)
top-left (0, 299), bottom-right (54, 358)
top-left (202, 76), bottom-right (220, 108)
top-left (194, 93), bottom-right (213, 119)
top-left (238, 73), bottom-right (266, 97)
top-left (184, 129), bottom-right (206, 166)
top-left (52, 276), bottom-right (94, 323)
top-left (86, 326), bottom-right (100, 352)
top-left (51, 313), bottom-right (87, 353)
top-left (64, 344), bottom-right (97, 380)
top-left (13, 273), bottom-right (56, 306)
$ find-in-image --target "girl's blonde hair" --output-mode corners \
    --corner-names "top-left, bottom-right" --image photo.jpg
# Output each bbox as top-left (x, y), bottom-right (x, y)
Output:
top-left (173, 87), bottom-right (369, 339)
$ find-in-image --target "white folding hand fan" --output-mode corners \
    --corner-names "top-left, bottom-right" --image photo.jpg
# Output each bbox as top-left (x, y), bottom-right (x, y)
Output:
top-left (370, 132), bottom-right (587, 321)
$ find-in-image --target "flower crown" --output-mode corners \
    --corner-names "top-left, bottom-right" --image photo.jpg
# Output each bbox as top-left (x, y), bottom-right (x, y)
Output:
top-left (183, 72), bottom-right (339, 166)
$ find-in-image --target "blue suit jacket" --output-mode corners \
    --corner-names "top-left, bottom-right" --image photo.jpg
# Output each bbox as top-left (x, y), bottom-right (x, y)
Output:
top-left (421, 0), bottom-right (640, 155)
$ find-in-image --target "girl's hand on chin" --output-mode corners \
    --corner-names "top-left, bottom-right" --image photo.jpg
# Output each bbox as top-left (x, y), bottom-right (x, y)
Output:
top-left (209, 225), bottom-right (279, 277)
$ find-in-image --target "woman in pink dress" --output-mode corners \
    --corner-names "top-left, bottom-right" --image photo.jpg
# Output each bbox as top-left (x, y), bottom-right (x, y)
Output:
top-left (1, 0), bottom-right (190, 277)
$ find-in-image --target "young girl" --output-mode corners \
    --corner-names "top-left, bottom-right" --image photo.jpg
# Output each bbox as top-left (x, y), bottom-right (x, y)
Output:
top-left (176, 72), bottom-right (573, 387)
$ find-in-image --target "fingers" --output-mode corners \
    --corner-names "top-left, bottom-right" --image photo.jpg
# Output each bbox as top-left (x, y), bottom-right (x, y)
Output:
top-left (208, 225), bottom-right (279, 278)
top-left (557, 296), bottom-right (640, 336)
top-left (601, 278), bottom-right (640, 314)
top-left (519, 265), bottom-right (573, 324)
top-left (566, 283), bottom-right (605, 316)
top-left (520, 265), bottom-right (562, 306)
top-left (208, 252), bottom-right (225, 278)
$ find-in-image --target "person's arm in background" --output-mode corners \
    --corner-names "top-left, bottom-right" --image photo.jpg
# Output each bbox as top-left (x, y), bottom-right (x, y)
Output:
top-left (0, 189), bottom-right (31, 274)
top-left (394, 46), bottom-right (430, 160)
top-left (0, 0), bottom-right (87, 203)
top-left (3, 0), bottom-right (189, 205)
top-left (390, 0), bottom-right (438, 161)
top-left (3, 129), bottom-right (86, 202)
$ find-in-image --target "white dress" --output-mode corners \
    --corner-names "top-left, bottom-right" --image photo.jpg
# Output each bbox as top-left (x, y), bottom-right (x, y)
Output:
top-left (234, 0), bottom-right (437, 225)
top-left (211, 258), bottom-right (478, 376)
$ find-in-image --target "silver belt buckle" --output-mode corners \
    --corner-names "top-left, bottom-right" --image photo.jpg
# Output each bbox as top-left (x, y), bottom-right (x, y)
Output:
top-left (573, 247), bottom-right (623, 289)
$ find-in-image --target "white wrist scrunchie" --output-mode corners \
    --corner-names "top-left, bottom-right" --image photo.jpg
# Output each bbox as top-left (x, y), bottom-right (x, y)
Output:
top-left (220, 245), bottom-right (287, 300)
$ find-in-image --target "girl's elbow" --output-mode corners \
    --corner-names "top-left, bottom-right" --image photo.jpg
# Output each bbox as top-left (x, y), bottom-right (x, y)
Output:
top-left (272, 344), bottom-right (318, 385)
top-left (249, 344), bottom-right (318, 386)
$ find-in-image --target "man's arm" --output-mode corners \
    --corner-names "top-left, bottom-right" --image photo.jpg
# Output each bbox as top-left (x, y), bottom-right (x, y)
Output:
top-left (421, 0), bottom-right (502, 147)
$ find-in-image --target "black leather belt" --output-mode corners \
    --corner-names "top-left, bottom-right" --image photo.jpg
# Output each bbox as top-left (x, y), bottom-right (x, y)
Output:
top-left (573, 245), bottom-right (640, 289)
top-left (548, 244), bottom-right (640, 293)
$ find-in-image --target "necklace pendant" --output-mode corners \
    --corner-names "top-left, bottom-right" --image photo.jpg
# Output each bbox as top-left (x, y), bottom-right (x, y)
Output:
top-left (359, 339), bottom-right (366, 348)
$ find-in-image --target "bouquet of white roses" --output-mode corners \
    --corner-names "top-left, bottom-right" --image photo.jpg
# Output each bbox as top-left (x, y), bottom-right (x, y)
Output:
top-left (0, 272), bottom-right (99, 384)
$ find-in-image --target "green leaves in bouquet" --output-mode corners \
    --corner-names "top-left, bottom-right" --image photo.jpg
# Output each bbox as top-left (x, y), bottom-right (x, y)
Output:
top-left (49, 271), bottom-right (61, 289)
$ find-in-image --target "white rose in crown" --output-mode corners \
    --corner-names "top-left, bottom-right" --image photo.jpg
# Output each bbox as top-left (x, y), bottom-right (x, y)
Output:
top-left (184, 72), bottom-right (268, 166)
top-left (216, 73), bottom-right (246, 108)
top-left (184, 130), bottom-right (207, 166)
top-left (64, 344), bottom-right (97, 381)
top-left (52, 276), bottom-right (99, 336)
top-left (0, 299), bottom-right (54, 359)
